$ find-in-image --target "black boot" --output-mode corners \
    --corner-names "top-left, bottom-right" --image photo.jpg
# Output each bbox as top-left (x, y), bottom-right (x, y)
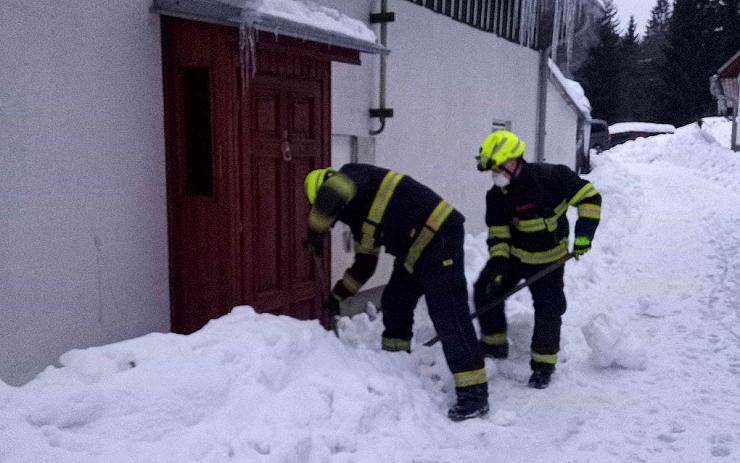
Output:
top-left (528, 361), bottom-right (555, 389)
top-left (448, 383), bottom-right (489, 422)
top-left (480, 341), bottom-right (509, 359)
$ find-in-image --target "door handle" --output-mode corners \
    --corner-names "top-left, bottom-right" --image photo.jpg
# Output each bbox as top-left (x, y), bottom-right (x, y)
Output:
top-left (280, 130), bottom-right (292, 161)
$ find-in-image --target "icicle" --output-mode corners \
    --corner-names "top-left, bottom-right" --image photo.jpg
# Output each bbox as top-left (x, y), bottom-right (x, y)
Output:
top-left (564, 0), bottom-right (578, 72)
top-left (551, 0), bottom-right (563, 63)
top-left (239, 17), bottom-right (257, 90)
top-left (519, 0), bottom-right (538, 48)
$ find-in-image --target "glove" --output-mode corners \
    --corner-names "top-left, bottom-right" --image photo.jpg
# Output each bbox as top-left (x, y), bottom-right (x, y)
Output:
top-left (476, 258), bottom-right (508, 298)
top-left (303, 230), bottom-right (324, 255)
top-left (573, 236), bottom-right (592, 259)
top-left (484, 273), bottom-right (505, 298)
top-left (324, 294), bottom-right (341, 317)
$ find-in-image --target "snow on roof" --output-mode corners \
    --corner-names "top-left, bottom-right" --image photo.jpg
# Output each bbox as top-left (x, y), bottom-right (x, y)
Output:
top-left (609, 122), bottom-right (676, 135)
top-left (221, 0), bottom-right (377, 44)
top-left (548, 59), bottom-right (592, 118)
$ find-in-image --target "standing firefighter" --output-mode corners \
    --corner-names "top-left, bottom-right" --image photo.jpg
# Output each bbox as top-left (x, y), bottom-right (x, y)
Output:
top-left (474, 130), bottom-right (601, 389)
top-left (304, 163), bottom-right (489, 421)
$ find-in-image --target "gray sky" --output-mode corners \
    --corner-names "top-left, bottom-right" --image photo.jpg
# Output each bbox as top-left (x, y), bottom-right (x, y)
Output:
top-left (612, 0), bottom-right (653, 37)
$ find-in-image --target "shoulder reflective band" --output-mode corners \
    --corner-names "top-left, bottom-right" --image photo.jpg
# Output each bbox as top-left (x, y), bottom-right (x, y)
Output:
top-left (568, 183), bottom-right (598, 205)
top-left (368, 171), bottom-right (404, 224)
top-left (403, 201), bottom-right (454, 273)
top-left (360, 171), bottom-right (405, 251)
top-left (453, 368), bottom-right (487, 388)
top-left (531, 351), bottom-right (558, 365)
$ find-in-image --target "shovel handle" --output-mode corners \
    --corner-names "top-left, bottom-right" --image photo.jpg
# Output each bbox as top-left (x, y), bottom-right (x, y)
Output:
top-left (422, 253), bottom-right (575, 347)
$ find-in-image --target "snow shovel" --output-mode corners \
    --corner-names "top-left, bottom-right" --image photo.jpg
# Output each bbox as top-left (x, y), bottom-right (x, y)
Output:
top-left (422, 253), bottom-right (576, 347)
top-left (311, 252), bottom-right (340, 337)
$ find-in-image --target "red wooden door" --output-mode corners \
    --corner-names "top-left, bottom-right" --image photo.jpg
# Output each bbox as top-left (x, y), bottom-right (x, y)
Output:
top-left (163, 18), bottom-right (329, 333)
top-left (246, 44), bottom-right (330, 322)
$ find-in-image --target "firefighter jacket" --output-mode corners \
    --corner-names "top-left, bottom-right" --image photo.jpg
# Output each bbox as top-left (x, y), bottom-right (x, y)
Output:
top-left (485, 160), bottom-right (601, 269)
top-left (308, 163), bottom-right (464, 301)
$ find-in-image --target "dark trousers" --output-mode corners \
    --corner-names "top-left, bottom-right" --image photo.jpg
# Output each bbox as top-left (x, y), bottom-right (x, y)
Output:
top-left (475, 261), bottom-right (566, 355)
top-left (381, 224), bottom-right (485, 374)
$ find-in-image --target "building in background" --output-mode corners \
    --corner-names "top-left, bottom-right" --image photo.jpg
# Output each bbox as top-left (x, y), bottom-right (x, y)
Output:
top-left (0, 0), bottom-right (602, 385)
top-left (711, 50), bottom-right (740, 151)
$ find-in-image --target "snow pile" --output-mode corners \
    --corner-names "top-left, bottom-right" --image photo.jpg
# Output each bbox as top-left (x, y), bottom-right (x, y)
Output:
top-left (701, 116), bottom-right (734, 149)
top-left (581, 314), bottom-right (647, 370)
top-left (609, 122), bottom-right (676, 135)
top-left (227, 0), bottom-right (377, 43)
top-left (549, 59), bottom-right (592, 117)
top-left (3, 121), bottom-right (740, 461)
top-left (604, 121), bottom-right (740, 195)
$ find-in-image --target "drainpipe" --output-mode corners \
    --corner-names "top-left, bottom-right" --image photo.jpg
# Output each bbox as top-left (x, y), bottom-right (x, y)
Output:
top-left (369, 0), bottom-right (394, 135)
top-left (535, 45), bottom-right (551, 163)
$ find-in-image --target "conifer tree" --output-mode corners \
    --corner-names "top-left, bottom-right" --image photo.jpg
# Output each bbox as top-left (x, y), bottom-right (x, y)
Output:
top-left (640, 0), bottom-right (671, 121)
top-left (658, 0), bottom-right (740, 125)
top-left (575, 0), bottom-right (623, 122)
top-left (619, 16), bottom-right (642, 120)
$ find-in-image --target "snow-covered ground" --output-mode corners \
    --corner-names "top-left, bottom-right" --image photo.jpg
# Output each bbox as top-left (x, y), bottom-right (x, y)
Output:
top-left (2, 120), bottom-right (740, 462)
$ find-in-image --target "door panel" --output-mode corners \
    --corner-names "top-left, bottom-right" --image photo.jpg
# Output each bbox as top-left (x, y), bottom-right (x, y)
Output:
top-left (164, 19), bottom-right (240, 334)
top-left (249, 71), bottom-right (327, 321)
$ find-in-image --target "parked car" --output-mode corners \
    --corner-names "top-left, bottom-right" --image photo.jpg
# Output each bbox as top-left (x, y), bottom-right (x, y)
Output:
top-left (588, 119), bottom-right (611, 154)
top-left (609, 122), bottom-right (676, 147)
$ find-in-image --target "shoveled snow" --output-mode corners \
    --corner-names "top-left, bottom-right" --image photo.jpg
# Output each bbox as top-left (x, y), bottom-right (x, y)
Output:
top-left (609, 122), bottom-right (676, 135)
top-left (1, 120), bottom-right (740, 462)
top-left (549, 59), bottom-right (592, 117)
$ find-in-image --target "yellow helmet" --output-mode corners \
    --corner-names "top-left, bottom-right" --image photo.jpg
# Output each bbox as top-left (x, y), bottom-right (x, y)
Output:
top-left (304, 168), bottom-right (335, 204)
top-left (477, 129), bottom-right (526, 170)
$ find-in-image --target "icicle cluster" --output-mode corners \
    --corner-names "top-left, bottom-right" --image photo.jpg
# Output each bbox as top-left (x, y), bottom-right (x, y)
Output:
top-left (518, 0), bottom-right (539, 48)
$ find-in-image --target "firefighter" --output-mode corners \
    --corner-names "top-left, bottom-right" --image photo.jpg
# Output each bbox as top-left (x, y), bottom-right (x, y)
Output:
top-left (473, 130), bottom-right (601, 389)
top-left (303, 163), bottom-right (488, 421)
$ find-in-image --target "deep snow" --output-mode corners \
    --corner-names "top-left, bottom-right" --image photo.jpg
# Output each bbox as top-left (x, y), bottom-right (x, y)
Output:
top-left (1, 119), bottom-right (740, 462)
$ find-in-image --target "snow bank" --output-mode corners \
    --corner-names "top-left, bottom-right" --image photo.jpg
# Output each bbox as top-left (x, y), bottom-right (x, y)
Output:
top-left (581, 314), bottom-right (647, 370)
top-left (225, 0), bottom-right (377, 43)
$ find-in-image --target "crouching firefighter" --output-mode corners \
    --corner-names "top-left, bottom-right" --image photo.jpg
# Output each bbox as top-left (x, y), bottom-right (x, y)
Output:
top-left (304, 163), bottom-right (489, 421)
top-left (474, 130), bottom-right (601, 389)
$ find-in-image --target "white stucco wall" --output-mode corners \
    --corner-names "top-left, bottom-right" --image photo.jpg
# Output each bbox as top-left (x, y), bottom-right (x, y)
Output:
top-left (326, 0), bottom-right (577, 289)
top-left (544, 80), bottom-right (579, 169)
top-left (0, 1), bottom-right (169, 385)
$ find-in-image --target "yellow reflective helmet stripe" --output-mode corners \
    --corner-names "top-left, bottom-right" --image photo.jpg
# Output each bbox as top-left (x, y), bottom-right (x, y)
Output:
top-left (488, 225), bottom-right (511, 239)
top-left (454, 368), bottom-right (488, 388)
top-left (568, 183), bottom-right (598, 205)
top-left (478, 130), bottom-right (526, 170)
top-left (481, 332), bottom-right (507, 346)
top-left (324, 173), bottom-right (357, 202)
top-left (578, 203), bottom-right (601, 219)
top-left (404, 200), bottom-right (454, 273)
top-left (531, 351), bottom-right (558, 365)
